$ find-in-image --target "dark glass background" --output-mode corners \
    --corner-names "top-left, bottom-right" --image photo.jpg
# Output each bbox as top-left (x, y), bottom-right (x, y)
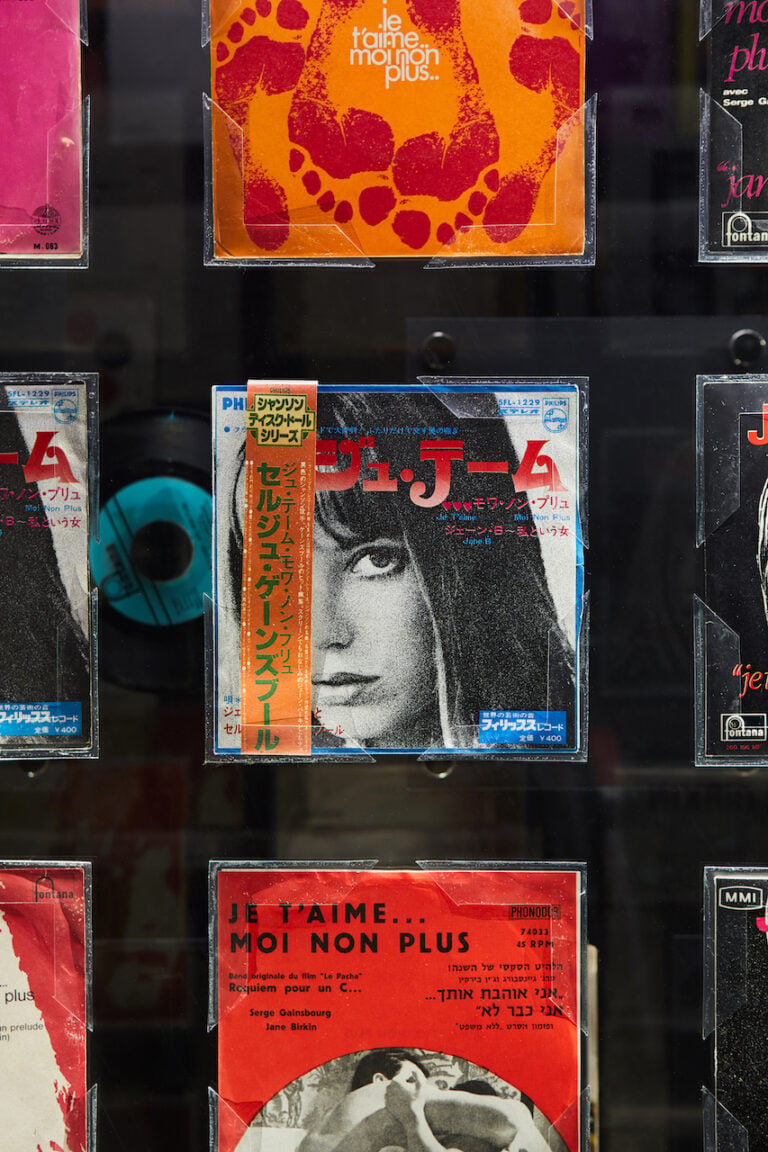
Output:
top-left (1, 0), bottom-right (765, 1148)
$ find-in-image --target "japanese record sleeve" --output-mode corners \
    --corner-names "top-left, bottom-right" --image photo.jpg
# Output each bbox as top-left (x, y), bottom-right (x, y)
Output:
top-left (704, 867), bottom-right (768, 1152)
top-left (0, 861), bottom-right (92, 1152)
top-left (0, 0), bottom-right (85, 261)
top-left (0, 377), bottom-right (97, 758)
top-left (205, 0), bottom-right (589, 263)
top-left (695, 375), bottom-right (768, 765)
top-left (210, 864), bottom-right (587, 1152)
top-left (211, 379), bottom-right (586, 761)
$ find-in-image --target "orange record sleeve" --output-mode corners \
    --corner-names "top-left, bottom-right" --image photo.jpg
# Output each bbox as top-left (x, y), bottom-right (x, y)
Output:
top-left (211, 864), bottom-right (587, 1152)
top-left (207, 0), bottom-right (588, 262)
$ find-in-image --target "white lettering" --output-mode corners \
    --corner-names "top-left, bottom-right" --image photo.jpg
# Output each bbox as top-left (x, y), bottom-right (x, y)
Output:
top-left (349, 0), bottom-right (440, 88)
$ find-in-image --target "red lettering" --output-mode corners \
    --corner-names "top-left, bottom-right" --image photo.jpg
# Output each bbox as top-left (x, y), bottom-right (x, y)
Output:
top-left (410, 441), bottom-right (464, 507)
top-left (23, 431), bottom-right (76, 484)
top-left (513, 441), bottom-right (567, 493)
top-left (748, 404), bottom-right (768, 445)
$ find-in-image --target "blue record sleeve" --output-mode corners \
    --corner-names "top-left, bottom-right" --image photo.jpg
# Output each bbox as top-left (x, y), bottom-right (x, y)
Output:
top-left (211, 379), bottom-right (586, 761)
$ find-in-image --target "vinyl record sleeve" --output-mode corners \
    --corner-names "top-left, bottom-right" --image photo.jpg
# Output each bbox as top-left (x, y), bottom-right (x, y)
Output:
top-left (209, 863), bottom-right (587, 1152)
top-left (699, 0), bottom-right (768, 260)
top-left (0, 377), bottom-right (97, 758)
top-left (704, 867), bottom-right (768, 1152)
top-left (205, 0), bottom-right (589, 264)
top-left (211, 379), bottom-right (586, 761)
top-left (0, 0), bottom-right (85, 261)
top-left (0, 861), bottom-right (91, 1152)
top-left (695, 375), bottom-right (768, 765)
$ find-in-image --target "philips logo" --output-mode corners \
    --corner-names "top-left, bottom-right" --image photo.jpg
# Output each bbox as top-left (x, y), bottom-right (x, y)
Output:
top-left (719, 885), bottom-right (764, 909)
top-left (222, 396), bottom-right (246, 411)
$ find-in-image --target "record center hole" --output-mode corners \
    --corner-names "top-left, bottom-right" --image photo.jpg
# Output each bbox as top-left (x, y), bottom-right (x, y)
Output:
top-left (130, 520), bottom-right (193, 583)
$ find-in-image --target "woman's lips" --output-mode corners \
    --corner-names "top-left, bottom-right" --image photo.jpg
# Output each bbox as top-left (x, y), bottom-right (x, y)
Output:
top-left (312, 672), bottom-right (379, 705)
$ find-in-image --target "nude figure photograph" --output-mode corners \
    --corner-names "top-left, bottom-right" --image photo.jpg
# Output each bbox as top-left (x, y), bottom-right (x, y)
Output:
top-left (233, 1048), bottom-right (567, 1152)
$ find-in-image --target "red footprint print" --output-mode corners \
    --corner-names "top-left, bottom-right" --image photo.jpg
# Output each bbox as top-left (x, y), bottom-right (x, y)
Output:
top-left (210, 0), bottom-right (587, 258)
top-left (393, 0), bottom-right (498, 204)
top-left (214, 0), bottom-right (313, 249)
top-left (287, 0), bottom-right (395, 179)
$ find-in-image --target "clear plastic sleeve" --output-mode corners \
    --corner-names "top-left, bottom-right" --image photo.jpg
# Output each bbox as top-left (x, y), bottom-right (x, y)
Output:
top-left (208, 861), bottom-right (588, 1152)
top-left (0, 859), bottom-right (94, 1152)
top-left (202, 0), bottom-right (594, 268)
top-left (703, 866), bottom-right (768, 1152)
top-left (207, 377), bottom-right (588, 763)
top-left (694, 374), bottom-right (768, 766)
top-left (0, 374), bottom-right (99, 760)
top-left (699, 1), bottom-right (768, 262)
top-left (0, 0), bottom-right (89, 269)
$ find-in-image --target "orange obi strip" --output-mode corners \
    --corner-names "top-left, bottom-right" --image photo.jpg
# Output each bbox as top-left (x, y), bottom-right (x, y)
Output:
top-left (241, 380), bottom-right (316, 755)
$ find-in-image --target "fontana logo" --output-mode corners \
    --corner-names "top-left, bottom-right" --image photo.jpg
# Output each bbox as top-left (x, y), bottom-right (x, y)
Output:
top-left (719, 884), bottom-right (765, 908)
top-left (34, 876), bottom-right (74, 902)
top-left (723, 211), bottom-right (768, 246)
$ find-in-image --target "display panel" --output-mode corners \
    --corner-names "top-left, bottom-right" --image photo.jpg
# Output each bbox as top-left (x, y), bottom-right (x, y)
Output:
top-left (0, 0), bottom-right (86, 265)
top-left (211, 378), bottom-right (587, 761)
top-left (205, 0), bottom-right (591, 265)
top-left (0, 860), bottom-right (92, 1152)
top-left (209, 863), bottom-right (587, 1152)
top-left (0, 375), bottom-right (98, 758)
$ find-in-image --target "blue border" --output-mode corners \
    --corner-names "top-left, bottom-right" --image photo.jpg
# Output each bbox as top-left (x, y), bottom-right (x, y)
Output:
top-left (215, 382), bottom-right (579, 396)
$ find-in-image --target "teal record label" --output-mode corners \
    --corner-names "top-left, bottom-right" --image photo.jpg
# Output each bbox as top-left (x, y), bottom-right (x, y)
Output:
top-left (91, 476), bottom-right (212, 627)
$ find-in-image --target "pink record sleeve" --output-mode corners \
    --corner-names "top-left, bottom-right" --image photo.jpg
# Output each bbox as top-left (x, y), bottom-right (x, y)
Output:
top-left (0, 0), bottom-right (84, 259)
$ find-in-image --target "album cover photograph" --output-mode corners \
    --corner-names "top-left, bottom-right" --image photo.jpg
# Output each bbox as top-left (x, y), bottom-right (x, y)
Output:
top-left (206, 0), bottom-right (589, 262)
top-left (210, 864), bottom-right (586, 1152)
top-left (0, 377), bottom-right (97, 757)
top-left (211, 380), bottom-right (586, 760)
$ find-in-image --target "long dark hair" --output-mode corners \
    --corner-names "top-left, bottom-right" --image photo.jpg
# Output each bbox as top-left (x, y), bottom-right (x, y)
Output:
top-left (230, 388), bottom-right (576, 748)
top-left (350, 1049), bottom-right (430, 1090)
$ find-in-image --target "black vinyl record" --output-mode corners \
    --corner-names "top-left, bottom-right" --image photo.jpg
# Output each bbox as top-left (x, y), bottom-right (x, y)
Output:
top-left (92, 408), bottom-right (212, 694)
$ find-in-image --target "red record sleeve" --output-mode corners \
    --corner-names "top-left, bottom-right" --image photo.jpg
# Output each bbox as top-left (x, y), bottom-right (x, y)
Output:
top-left (213, 866), bottom-right (585, 1152)
top-left (0, 862), bottom-right (90, 1152)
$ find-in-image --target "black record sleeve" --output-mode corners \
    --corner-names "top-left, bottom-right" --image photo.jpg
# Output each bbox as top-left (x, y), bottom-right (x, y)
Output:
top-left (695, 375), bottom-right (768, 764)
top-left (704, 867), bottom-right (768, 1152)
top-left (701, 0), bottom-right (768, 259)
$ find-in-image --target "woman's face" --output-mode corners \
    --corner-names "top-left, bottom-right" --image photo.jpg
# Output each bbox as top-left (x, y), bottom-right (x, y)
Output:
top-left (311, 520), bottom-right (437, 746)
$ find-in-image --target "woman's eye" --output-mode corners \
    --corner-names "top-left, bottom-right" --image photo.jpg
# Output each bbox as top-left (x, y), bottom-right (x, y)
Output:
top-left (351, 547), bottom-right (405, 578)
